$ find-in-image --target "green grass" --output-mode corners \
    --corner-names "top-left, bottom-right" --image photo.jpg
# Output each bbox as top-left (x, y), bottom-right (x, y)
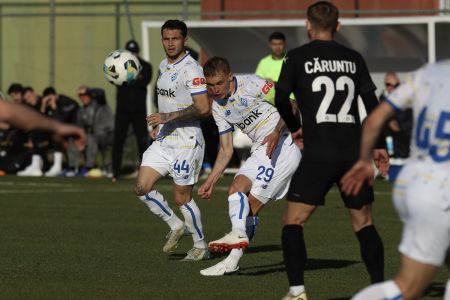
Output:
top-left (0, 176), bottom-right (447, 300)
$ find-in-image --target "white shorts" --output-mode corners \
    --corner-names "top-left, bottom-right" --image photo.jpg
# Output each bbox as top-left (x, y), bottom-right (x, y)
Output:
top-left (141, 140), bottom-right (204, 186)
top-left (393, 161), bottom-right (450, 266)
top-left (236, 132), bottom-right (302, 204)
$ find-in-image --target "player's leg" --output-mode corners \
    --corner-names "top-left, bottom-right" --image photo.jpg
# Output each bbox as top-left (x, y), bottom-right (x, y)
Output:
top-left (208, 175), bottom-right (252, 252)
top-left (341, 159), bottom-right (384, 284)
top-left (347, 203), bottom-right (384, 284)
top-left (282, 160), bottom-right (334, 300)
top-left (136, 144), bottom-right (185, 254)
top-left (173, 183), bottom-right (209, 261)
top-left (352, 255), bottom-right (440, 300)
top-left (445, 252), bottom-right (450, 300)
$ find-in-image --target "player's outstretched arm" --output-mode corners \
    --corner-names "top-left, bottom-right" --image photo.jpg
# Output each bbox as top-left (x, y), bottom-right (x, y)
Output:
top-left (198, 132), bottom-right (234, 200)
top-left (147, 92), bottom-right (211, 126)
top-left (341, 102), bottom-right (395, 195)
top-left (262, 117), bottom-right (285, 158)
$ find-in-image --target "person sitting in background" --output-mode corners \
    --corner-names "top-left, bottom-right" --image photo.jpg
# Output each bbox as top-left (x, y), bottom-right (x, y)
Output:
top-left (66, 86), bottom-right (113, 177)
top-left (379, 72), bottom-right (413, 180)
top-left (0, 91), bottom-right (30, 175)
top-left (39, 87), bottom-right (79, 177)
top-left (7, 83), bottom-right (25, 104)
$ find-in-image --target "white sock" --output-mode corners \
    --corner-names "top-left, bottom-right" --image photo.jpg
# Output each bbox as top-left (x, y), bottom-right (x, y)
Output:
top-left (179, 199), bottom-right (205, 248)
top-left (139, 190), bottom-right (183, 230)
top-left (289, 285), bottom-right (305, 296)
top-left (53, 151), bottom-right (63, 168)
top-left (228, 192), bottom-right (250, 234)
top-left (31, 155), bottom-right (43, 169)
top-left (444, 279), bottom-right (450, 300)
top-left (351, 280), bottom-right (402, 300)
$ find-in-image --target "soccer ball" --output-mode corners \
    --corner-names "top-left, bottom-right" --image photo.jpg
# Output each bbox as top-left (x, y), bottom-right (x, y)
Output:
top-left (103, 49), bottom-right (142, 86)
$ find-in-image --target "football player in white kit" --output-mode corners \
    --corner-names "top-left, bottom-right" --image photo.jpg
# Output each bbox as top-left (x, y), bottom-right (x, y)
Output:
top-left (341, 61), bottom-right (450, 300)
top-left (135, 20), bottom-right (211, 261)
top-left (198, 57), bottom-right (302, 276)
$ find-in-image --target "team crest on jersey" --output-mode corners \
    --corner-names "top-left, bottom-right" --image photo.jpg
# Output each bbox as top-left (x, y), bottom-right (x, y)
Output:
top-left (171, 73), bottom-right (178, 82)
top-left (225, 109), bottom-right (231, 117)
top-left (240, 98), bottom-right (248, 107)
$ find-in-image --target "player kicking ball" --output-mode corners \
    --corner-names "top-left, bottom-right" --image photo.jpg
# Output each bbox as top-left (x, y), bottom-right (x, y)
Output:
top-left (198, 57), bottom-right (302, 276)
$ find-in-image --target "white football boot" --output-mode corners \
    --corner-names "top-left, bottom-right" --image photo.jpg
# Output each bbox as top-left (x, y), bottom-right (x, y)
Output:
top-left (281, 292), bottom-right (308, 300)
top-left (182, 246), bottom-right (210, 261)
top-left (200, 259), bottom-right (239, 276)
top-left (44, 152), bottom-right (63, 177)
top-left (162, 225), bottom-right (187, 254)
top-left (208, 231), bottom-right (249, 252)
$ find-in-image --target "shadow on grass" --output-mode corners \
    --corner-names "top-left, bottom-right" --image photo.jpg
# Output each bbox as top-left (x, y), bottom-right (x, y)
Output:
top-left (238, 257), bottom-right (359, 276)
top-left (424, 281), bottom-right (445, 298)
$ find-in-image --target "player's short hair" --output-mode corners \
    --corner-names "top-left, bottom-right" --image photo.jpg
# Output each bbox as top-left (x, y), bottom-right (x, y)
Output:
top-left (203, 56), bottom-right (231, 77)
top-left (307, 1), bottom-right (339, 33)
top-left (269, 32), bottom-right (286, 42)
top-left (161, 20), bottom-right (188, 38)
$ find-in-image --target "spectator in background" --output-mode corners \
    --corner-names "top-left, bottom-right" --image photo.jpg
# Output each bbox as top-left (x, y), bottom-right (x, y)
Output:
top-left (68, 86), bottom-right (114, 177)
top-left (255, 32), bottom-right (287, 105)
top-left (379, 72), bottom-right (413, 161)
top-left (0, 91), bottom-right (30, 175)
top-left (7, 83), bottom-right (25, 104)
top-left (112, 39), bottom-right (152, 182)
top-left (17, 87), bottom-right (53, 176)
top-left (37, 87), bottom-right (79, 177)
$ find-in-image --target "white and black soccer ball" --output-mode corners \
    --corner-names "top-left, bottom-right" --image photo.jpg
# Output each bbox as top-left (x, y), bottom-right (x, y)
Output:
top-left (103, 49), bottom-right (142, 86)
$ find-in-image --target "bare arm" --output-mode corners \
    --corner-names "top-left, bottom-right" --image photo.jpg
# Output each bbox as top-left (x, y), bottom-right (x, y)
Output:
top-left (198, 131), bottom-right (234, 199)
top-left (262, 117), bottom-right (285, 158)
top-left (147, 92), bottom-right (211, 126)
top-left (0, 101), bottom-right (86, 149)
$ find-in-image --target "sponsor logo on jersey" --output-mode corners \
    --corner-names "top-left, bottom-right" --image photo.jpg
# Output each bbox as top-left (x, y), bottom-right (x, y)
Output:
top-left (240, 98), bottom-right (248, 107)
top-left (171, 73), bottom-right (178, 82)
top-left (262, 81), bottom-right (273, 94)
top-left (157, 88), bottom-right (175, 98)
top-left (192, 77), bottom-right (206, 86)
top-left (236, 109), bottom-right (262, 130)
top-left (225, 109), bottom-right (231, 117)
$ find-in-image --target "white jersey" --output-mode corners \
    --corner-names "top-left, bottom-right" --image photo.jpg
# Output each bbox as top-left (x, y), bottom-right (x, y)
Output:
top-left (212, 74), bottom-right (279, 144)
top-left (156, 52), bottom-right (207, 147)
top-left (387, 60), bottom-right (450, 165)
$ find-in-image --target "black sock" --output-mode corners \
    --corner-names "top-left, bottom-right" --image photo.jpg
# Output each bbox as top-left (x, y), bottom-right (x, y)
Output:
top-left (282, 224), bottom-right (307, 286)
top-left (356, 225), bottom-right (384, 283)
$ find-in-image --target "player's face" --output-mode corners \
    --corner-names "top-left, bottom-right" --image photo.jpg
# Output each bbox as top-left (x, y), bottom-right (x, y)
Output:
top-left (206, 71), bottom-right (232, 100)
top-left (270, 39), bottom-right (286, 58)
top-left (162, 29), bottom-right (187, 62)
top-left (384, 74), bottom-right (399, 93)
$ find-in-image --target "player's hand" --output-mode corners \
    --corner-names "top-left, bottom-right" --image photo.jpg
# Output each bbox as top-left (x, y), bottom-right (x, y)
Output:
top-left (262, 131), bottom-right (280, 158)
top-left (147, 113), bottom-right (168, 127)
top-left (54, 123), bottom-right (86, 150)
top-left (198, 179), bottom-right (214, 200)
top-left (340, 159), bottom-right (374, 196)
top-left (150, 125), bottom-right (159, 140)
top-left (291, 128), bottom-right (304, 150)
top-left (373, 149), bottom-right (389, 177)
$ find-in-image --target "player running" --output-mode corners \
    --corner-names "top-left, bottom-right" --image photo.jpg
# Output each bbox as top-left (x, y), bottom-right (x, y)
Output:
top-left (135, 20), bottom-right (211, 261)
top-left (342, 60), bottom-right (450, 300)
top-left (198, 56), bottom-right (301, 276)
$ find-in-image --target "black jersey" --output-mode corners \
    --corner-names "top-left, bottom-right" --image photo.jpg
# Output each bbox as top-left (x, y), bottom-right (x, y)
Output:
top-left (276, 40), bottom-right (378, 162)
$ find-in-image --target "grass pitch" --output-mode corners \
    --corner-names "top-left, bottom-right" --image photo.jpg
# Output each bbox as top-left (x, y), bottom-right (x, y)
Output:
top-left (0, 176), bottom-right (447, 299)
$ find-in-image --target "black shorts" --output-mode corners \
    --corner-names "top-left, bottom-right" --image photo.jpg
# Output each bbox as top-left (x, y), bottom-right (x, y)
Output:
top-left (287, 160), bottom-right (374, 209)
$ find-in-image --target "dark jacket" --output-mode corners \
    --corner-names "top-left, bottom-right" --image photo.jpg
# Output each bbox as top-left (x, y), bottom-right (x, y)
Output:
top-left (116, 57), bottom-right (152, 114)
